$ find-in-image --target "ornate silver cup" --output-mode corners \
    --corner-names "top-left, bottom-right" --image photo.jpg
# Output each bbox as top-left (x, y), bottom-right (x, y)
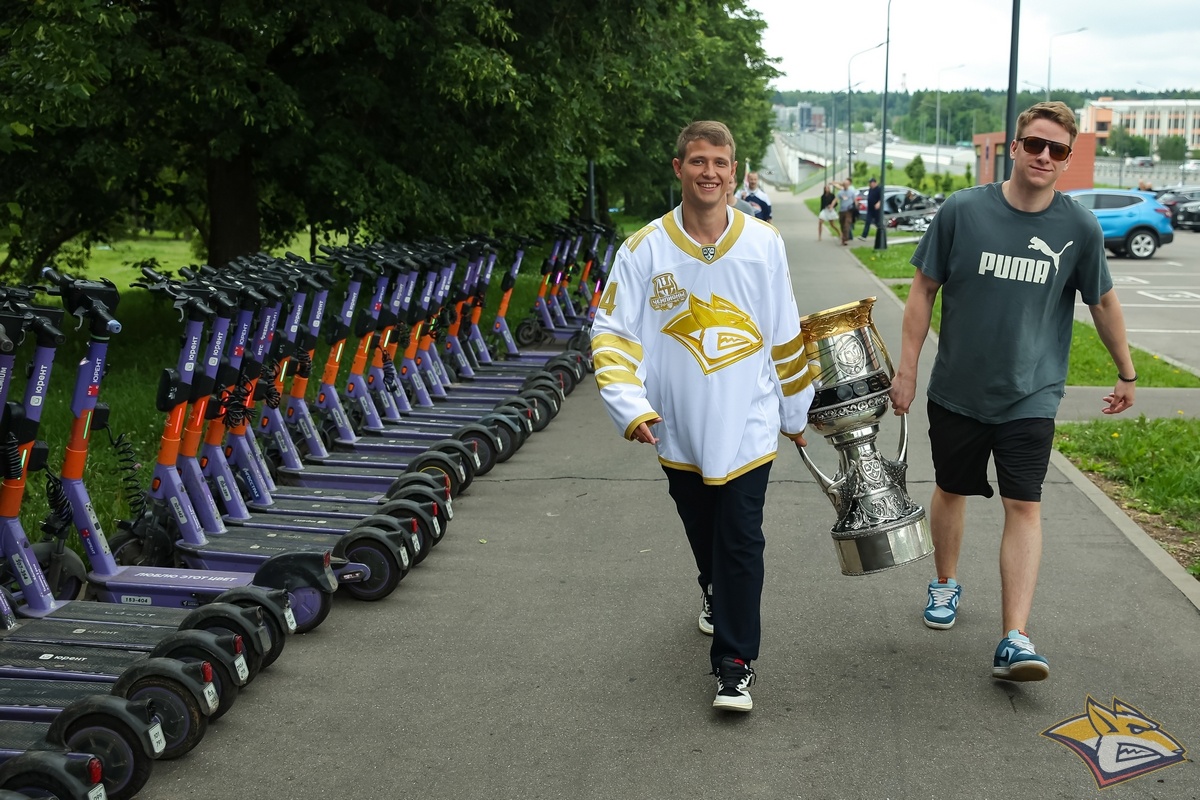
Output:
top-left (797, 297), bottom-right (932, 576)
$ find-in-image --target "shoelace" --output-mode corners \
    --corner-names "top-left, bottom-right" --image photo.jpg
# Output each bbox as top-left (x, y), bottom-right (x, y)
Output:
top-left (928, 585), bottom-right (958, 608)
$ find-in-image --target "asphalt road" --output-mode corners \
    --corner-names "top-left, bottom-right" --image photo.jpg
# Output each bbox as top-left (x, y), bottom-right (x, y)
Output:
top-left (1077, 222), bottom-right (1200, 375)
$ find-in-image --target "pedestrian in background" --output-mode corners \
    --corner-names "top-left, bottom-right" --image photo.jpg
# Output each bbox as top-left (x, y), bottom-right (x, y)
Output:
top-left (861, 177), bottom-right (882, 240)
top-left (889, 101), bottom-right (1137, 683)
top-left (728, 174), bottom-right (756, 215)
top-left (818, 183), bottom-right (839, 240)
top-left (741, 171), bottom-right (773, 222)
top-left (836, 179), bottom-right (857, 244)
top-left (591, 120), bottom-right (814, 713)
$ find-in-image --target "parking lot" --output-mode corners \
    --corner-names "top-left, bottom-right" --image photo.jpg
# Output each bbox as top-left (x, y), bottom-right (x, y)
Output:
top-left (1079, 224), bottom-right (1200, 375)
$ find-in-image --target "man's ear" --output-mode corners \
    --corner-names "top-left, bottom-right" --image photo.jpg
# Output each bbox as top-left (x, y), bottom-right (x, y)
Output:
top-left (672, 157), bottom-right (682, 179)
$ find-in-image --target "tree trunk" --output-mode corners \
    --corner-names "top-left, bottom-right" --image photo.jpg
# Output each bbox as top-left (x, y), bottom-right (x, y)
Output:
top-left (207, 149), bottom-right (261, 267)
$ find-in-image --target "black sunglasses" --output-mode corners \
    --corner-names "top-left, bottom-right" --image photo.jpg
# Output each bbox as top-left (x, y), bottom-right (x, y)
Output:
top-left (1017, 136), bottom-right (1072, 162)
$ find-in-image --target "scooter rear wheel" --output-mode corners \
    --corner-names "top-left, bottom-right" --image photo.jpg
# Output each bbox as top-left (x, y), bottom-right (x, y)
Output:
top-left (289, 584), bottom-right (333, 633)
top-left (64, 715), bottom-right (151, 800)
top-left (162, 648), bottom-right (238, 721)
top-left (125, 675), bottom-right (207, 759)
top-left (339, 536), bottom-right (402, 601)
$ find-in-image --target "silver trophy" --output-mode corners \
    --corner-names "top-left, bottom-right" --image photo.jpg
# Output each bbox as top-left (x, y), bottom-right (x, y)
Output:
top-left (797, 297), bottom-right (932, 576)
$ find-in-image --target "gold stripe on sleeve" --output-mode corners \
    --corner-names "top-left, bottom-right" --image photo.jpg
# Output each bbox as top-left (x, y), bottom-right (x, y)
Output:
top-left (780, 367), bottom-right (814, 397)
top-left (774, 354), bottom-right (809, 383)
top-left (590, 333), bottom-right (643, 361)
top-left (593, 349), bottom-right (639, 375)
top-left (596, 368), bottom-right (643, 389)
top-left (771, 332), bottom-right (804, 362)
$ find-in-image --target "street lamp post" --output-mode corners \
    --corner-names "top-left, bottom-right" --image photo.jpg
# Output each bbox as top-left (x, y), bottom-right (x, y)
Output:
top-left (1047, 26), bottom-right (1086, 101)
top-left (876, 0), bottom-right (893, 251)
top-left (848, 42), bottom-right (886, 180)
top-left (935, 63), bottom-right (965, 180)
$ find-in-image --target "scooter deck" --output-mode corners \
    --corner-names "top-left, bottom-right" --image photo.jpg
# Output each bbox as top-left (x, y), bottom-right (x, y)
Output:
top-left (220, 512), bottom-right (358, 534)
top-left (0, 678), bottom-right (108, 714)
top-left (251, 487), bottom-right (386, 505)
top-left (4, 618), bottom-right (177, 653)
top-left (0, 719), bottom-right (51, 749)
top-left (45, 602), bottom-right (192, 628)
top-left (247, 497), bottom-right (379, 518)
top-left (0, 640), bottom-right (142, 681)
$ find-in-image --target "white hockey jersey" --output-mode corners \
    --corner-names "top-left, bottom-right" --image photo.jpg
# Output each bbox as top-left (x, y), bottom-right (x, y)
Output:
top-left (592, 205), bottom-right (814, 484)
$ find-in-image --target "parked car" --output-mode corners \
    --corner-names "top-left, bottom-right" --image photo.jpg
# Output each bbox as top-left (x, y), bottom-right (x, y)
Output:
top-left (856, 187), bottom-right (939, 219)
top-left (1065, 189), bottom-right (1174, 259)
top-left (1155, 187), bottom-right (1200, 226)
top-left (1180, 159), bottom-right (1200, 173)
top-left (1125, 156), bottom-right (1154, 167)
top-left (1174, 199), bottom-right (1200, 231)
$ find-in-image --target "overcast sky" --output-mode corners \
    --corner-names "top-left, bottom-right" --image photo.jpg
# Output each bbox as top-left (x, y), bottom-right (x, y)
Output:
top-left (746, 0), bottom-right (1200, 96)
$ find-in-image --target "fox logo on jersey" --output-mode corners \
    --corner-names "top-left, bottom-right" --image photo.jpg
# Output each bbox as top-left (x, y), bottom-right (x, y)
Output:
top-left (663, 293), bottom-right (762, 374)
top-left (1042, 696), bottom-right (1186, 789)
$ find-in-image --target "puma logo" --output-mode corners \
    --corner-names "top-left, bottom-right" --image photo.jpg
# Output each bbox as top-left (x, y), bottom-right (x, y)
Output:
top-left (1028, 236), bottom-right (1074, 274)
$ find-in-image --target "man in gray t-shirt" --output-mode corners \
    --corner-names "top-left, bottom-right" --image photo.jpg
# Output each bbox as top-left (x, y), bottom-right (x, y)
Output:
top-left (888, 102), bottom-right (1137, 684)
top-left (835, 179), bottom-right (857, 244)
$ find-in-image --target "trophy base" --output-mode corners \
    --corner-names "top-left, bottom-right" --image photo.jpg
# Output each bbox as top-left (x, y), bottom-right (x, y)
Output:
top-left (831, 511), bottom-right (933, 576)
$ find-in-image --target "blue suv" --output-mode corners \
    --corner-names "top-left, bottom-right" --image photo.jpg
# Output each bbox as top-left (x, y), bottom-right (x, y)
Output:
top-left (1065, 189), bottom-right (1174, 260)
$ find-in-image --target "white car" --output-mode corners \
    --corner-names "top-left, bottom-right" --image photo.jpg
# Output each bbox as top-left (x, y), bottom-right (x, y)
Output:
top-left (1180, 159), bottom-right (1200, 173)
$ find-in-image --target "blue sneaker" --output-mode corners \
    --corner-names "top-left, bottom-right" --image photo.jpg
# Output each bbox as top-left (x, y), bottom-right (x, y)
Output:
top-left (923, 578), bottom-right (961, 629)
top-left (992, 630), bottom-right (1050, 681)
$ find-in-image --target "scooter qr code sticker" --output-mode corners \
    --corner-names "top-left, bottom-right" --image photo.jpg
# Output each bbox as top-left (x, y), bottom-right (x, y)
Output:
top-left (283, 607), bottom-right (297, 633)
top-left (203, 683), bottom-right (220, 713)
top-left (234, 654), bottom-right (249, 683)
top-left (149, 722), bottom-right (167, 755)
top-left (88, 784), bottom-right (106, 800)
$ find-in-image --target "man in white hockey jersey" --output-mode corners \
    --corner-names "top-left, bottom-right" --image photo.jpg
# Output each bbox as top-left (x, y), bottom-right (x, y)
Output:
top-left (591, 120), bottom-right (814, 712)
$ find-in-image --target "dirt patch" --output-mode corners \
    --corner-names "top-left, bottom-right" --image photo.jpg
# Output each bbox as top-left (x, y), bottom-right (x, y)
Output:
top-left (1077, 470), bottom-right (1200, 579)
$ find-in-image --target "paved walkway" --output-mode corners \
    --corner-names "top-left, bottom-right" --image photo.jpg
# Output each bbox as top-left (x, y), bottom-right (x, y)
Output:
top-left (151, 190), bottom-right (1200, 800)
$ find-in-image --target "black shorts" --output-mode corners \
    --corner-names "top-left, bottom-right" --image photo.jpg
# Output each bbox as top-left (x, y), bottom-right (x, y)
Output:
top-left (927, 400), bottom-right (1055, 502)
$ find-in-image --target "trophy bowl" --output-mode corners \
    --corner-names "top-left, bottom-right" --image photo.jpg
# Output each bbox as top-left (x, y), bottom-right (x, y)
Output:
top-left (798, 297), bottom-right (933, 576)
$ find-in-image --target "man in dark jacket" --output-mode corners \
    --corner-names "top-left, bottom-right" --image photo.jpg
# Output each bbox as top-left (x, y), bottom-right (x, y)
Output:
top-left (861, 177), bottom-right (883, 240)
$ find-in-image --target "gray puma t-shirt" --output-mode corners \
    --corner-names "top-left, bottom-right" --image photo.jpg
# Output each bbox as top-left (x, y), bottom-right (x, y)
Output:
top-left (912, 183), bottom-right (1112, 423)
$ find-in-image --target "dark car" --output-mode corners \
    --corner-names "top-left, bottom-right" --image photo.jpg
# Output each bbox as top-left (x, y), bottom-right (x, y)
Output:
top-left (1174, 199), bottom-right (1200, 231)
top-left (1154, 187), bottom-right (1200, 227)
top-left (856, 187), bottom-right (938, 220)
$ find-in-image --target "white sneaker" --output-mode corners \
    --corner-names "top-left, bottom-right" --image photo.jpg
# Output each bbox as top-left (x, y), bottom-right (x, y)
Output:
top-left (698, 584), bottom-right (713, 636)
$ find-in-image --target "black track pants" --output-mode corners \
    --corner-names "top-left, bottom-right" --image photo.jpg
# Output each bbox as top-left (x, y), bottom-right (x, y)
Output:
top-left (664, 461), bottom-right (771, 673)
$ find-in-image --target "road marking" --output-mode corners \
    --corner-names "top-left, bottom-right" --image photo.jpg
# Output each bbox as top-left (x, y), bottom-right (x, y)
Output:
top-left (1077, 302), bottom-right (1200, 308)
top-left (1126, 329), bottom-right (1200, 334)
top-left (1137, 290), bottom-right (1200, 301)
top-left (1112, 276), bottom-right (1150, 284)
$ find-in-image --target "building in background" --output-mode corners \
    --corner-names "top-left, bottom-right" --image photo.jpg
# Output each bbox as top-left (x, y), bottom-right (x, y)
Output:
top-left (1081, 98), bottom-right (1200, 153)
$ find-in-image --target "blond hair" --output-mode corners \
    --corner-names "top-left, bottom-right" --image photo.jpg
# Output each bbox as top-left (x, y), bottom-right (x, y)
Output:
top-left (1016, 101), bottom-right (1078, 145)
top-left (676, 121), bottom-right (736, 161)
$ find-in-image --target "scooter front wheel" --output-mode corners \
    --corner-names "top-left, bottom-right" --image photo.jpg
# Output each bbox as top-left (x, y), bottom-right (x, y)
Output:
top-left (63, 715), bottom-right (151, 800)
top-left (339, 537), bottom-right (402, 602)
top-left (289, 585), bottom-right (333, 634)
top-left (125, 675), bottom-right (207, 759)
top-left (514, 318), bottom-right (541, 347)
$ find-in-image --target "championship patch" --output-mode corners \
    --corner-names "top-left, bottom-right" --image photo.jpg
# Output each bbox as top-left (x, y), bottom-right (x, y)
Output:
top-left (648, 272), bottom-right (688, 311)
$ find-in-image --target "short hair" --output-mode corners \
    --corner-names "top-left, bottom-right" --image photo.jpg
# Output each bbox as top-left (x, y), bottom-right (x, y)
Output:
top-left (1016, 101), bottom-right (1078, 145)
top-left (676, 121), bottom-right (736, 161)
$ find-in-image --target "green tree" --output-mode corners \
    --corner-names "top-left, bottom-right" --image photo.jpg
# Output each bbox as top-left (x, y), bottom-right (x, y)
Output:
top-left (1107, 126), bottom-right (1151, 158)
top-left (1157, 135), bottom-right (1188, 161)
top-left (2, 1), bottom-right (781, 277)
top-left (904, 154), bottom-right (926, 187)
